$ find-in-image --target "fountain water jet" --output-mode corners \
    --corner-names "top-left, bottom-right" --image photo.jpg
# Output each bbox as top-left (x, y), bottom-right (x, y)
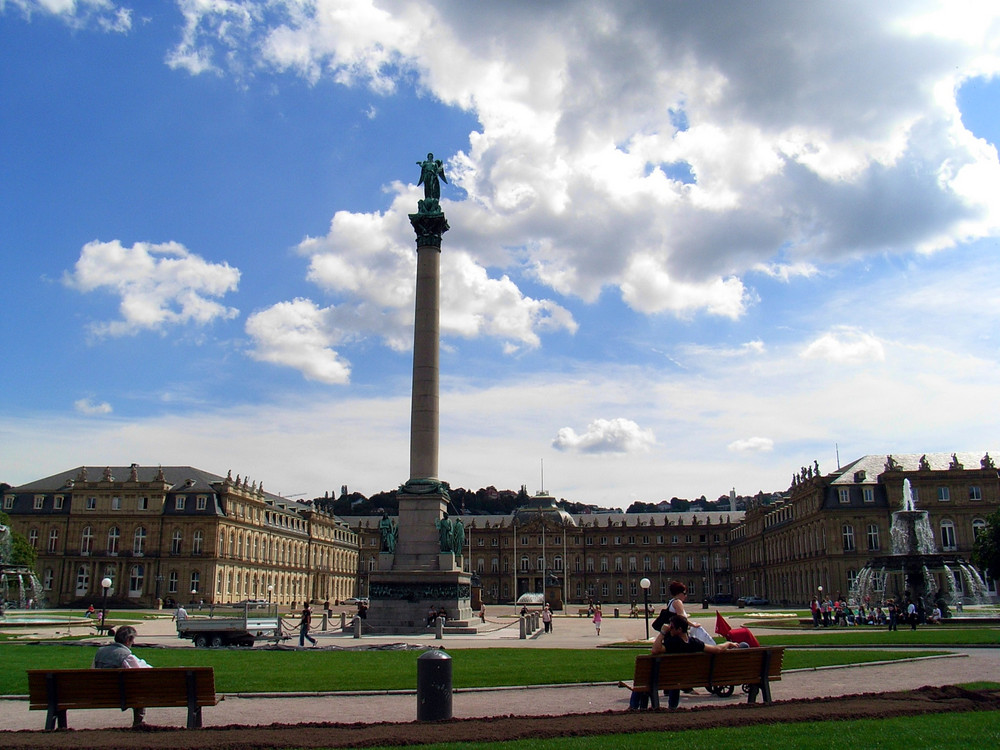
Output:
top-left (0, 524), bottom-right (45, 613)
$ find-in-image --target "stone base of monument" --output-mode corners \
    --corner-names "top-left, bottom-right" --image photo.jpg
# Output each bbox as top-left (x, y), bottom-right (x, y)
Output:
top-left (366, 570), bottom-right (476, 633)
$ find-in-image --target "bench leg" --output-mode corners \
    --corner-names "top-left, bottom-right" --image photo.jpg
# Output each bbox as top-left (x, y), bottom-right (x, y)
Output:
top-left (187, 705), bottom-right (203, 729)
top-left (746, 685), bottom-right (760, 704)
top-left (45, 708), bottom-right (68, 730)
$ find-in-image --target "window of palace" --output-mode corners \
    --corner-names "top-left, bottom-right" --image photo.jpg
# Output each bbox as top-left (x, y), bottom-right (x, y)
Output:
top-left (171, 529), bottom-right (183, 554)
top-left (969, 486), bottom-right (982, 501)
top-left (53, 495), bottom-right (64, 509)
top-left (838, 488), bottom-right (850, 504)
top-left (193, 530), bottom-right (203, 554)
top-left (940, 520), bottom-right (957, 550)
top-left (197, 495), bottom-right (207, 510)
top-left (28, 528), bottom-right (38, 548)
top-left (937, 487), bottom-right (951, 502)
top-left (492, 537), bottom-right (499, 546)
top-left (190, 570), bottom-right (200, 593)
top-left (133, 526), bottom-right (146, 555)
top-left (842, 524), bottom-right (855, 551)
top-left (86, 497), bottom-right (97, 510)
top-left (138, 496), bottom-right (148, 510)
top-left (867, 524), bottom-right (880, 551)
top-left (863, 487), bottom-right (875, 503)
top-left (107, 526), bottom-right (120, 555)
top-left (34, 496), bottom-right (44, 509)
top-left (169, 571), bottom-right (178, 593)
top-left (111, 496), bottom-right (121, 510)
top-left (175, 496), bottom-right (186, 510)
top-left (81, 526), bottom-right (92, 555)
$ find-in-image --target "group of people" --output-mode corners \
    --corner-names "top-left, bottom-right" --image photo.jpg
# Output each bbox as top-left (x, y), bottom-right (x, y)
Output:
top-left (811, 594), bottom-right (942, 630)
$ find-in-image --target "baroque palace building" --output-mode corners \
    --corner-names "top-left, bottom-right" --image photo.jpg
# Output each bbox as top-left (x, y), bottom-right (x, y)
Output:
top-left (343, 491), bottom-right (743, 609)
top-left (5, 452), bottom-right (997, 611)
top-left (729, 452), bottom-right (999, 605)
top-left (3, 465), bottom-right (358, 608)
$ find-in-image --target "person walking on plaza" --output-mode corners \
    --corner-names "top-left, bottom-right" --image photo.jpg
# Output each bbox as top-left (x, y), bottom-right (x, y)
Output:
top-left (92, 625), bottom-right (151, 727)
top-left (907, 598), bottom-right (918, 630)
top-left (887, 599), bottom-right (899, 631)
top-left (593, 605), bottom-right (602, 636)
top-left (298, 604), bottom-right (318, 647)
top-left (542, 604), bottom-right (553, 633)
top-left (172, 603), bottom-right (188, 622)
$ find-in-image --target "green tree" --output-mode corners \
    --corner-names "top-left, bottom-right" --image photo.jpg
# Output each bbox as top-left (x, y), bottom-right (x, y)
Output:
top-left (972, 508), bottom-right (1000, 580)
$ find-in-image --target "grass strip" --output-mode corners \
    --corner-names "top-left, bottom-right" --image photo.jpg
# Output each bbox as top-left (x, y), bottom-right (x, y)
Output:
top-left (0, 644), bottom-right (948, 695)
top-left (347, 709), bottom-right (1000, 750)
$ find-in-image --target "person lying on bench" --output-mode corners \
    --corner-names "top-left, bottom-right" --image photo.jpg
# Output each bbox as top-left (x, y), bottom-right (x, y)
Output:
top-left (92, 625), bottom-right (152, 727)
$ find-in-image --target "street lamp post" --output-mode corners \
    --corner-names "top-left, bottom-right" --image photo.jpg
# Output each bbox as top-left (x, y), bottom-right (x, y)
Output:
top-left (100, 576), bottom-right (113, 631)
top-left (639, 577), bottom-right (651, 639)
top-left (267, 584), bottom-right (274, 603)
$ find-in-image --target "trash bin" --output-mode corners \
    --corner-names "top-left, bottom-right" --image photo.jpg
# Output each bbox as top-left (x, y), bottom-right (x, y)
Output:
top-left (417, 649), bottom-right (452, 721)
top-left (614, 608), bottom-right (619, 618)
top-left (702, 600), bottom-right (709, 609)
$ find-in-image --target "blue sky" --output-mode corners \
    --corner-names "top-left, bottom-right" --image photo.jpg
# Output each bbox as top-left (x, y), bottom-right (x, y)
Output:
top-left (2, 1), bottom-right (999, 507)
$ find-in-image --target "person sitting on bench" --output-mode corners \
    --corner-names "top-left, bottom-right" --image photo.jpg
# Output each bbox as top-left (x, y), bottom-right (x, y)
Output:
top-left (660, 615), bottom-right (740, 709)
top-left (92, 625), bottom-right (152, 727)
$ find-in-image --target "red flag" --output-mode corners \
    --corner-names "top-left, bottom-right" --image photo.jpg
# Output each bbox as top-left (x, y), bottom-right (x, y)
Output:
top-left (715, 610), bottom-right (732, 637)
top-left (727, 627), bottom-right (761, 647)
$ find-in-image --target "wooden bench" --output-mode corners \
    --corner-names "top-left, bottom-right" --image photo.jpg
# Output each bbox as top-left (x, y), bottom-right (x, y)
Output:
top-left (27, 667), bottom-right (220, 730)
top-left (618, 646), bottom-right (785, 709)
top-left (578, 608), bottom-right (591, 617)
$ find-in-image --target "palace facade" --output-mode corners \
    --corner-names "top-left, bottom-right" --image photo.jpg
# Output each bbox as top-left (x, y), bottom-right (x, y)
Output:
top-left (344, 492), bottom-right (743, 609)
top-left (730, 452), bottom-right (999, 605)
top-left (2, 465), bottom-right (358, 608)
top-left (5, 451), bottom-right (997, 611)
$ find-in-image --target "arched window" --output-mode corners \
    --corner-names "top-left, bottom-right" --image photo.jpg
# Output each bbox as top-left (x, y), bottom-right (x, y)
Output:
top-left (133, 526), bottom-right (146, 555)
top-left (47, 528), bottom-right (59, 553)
top-left (842, 524), bottom-right (855, 552)
top-left (193, 530), bottom-right (204, 554)
top-left (190, 570), bottom-right (200, 593)
top-left (554, 555), bottom-right (563, 571)
top-left (80, 526), bottom-right (93, 555)
top-left (28, 529), bottom-right (38, 549)
top-left (172, 529), bottom-right (183, 554)
top-left (168, 570), bottom-right (178, 593)
top-left (43, 568), bottom-right (53, 590)
top-left (940, 520), bottom-right (957, 550)
top-left (520, 555), bottom-right (529, 571)
top-left (107, 526), bottom-right (120, 555)
top-left (973, 518), bottom-right (987, 539)
top-left (867, 524), bottom-right (879, 551)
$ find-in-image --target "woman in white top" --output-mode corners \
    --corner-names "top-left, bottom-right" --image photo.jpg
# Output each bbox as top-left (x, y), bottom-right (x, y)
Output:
top-left (661, 581), bottom-right (715, 646)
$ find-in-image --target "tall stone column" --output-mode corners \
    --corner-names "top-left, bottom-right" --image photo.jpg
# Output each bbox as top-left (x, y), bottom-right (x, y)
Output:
top-left (365, 155), bottom-right (473, 632)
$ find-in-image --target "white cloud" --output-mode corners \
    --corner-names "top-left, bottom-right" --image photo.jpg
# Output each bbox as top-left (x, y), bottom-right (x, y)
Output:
top-left (74, 398), bottom-right (112, 416)
top-left (552, 418), bottom-right (656, 455)
top-left (801, 327), bottom-right (886, 365)
top-left (244, 298), bottom-right (352, 385)
top-left (3, 0), bottom-right (131, 31)
top-left (158, 2), bottom-right (1000, 326)
top-left (727, 437), bottom-right (774, 454)
top-left (63, 240), bottom-right (240, 337)
top-left (251, 194), bottom-right (578, 381)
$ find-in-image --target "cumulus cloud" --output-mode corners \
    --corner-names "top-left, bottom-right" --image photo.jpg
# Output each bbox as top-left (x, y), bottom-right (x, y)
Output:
top-left (552, 418), bottom-right (656, 455)
top-left (2, 0), bottom-right (132, 31)
top-left (158, 1), bottom-right (1000, 326)
top-left (727, 436), bottom-right (774, 454)
top-left (74, 397), bottom-right (112, 416)
top-left (244, 298), bottom-right (351, 385)
top-left (801, 326), bottom-right (886, 364)
top-left (63, 240), bottom-right (240, 337)
top-left (251, 196), bottom-right (578, 381)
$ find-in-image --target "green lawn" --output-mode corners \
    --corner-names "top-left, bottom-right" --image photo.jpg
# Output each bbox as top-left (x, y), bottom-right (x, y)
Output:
top-left (755, 628), bottom-right (1000, 646)
top-left (350, 709), bottom-right (1000, 750)
top-left (0, 644), bottom-right (948, 695)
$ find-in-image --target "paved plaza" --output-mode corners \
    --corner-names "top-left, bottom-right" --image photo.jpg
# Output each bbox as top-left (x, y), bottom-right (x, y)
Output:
top-left (2, 607), bottom-right (998, 731)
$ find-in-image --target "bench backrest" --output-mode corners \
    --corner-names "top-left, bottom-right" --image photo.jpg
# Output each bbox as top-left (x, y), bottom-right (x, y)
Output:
top-left (28, 667), bottom-right (217, 711)
top-left (632, 646), bottom-right (784, 691)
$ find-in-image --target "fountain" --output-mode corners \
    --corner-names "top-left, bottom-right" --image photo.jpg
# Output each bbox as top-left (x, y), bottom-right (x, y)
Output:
top-left (0, 523), bottom-right (45, 613)
top-left (852, 479), bottom-right (989, 615)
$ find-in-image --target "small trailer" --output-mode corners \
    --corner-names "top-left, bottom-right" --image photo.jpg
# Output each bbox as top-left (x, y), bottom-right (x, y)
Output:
top-left (175, 603), bottom-right (281, 648)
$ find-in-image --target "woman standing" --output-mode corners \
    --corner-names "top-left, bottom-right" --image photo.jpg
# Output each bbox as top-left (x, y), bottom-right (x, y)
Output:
top-left (652, 581), bottom-right (715, 646)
